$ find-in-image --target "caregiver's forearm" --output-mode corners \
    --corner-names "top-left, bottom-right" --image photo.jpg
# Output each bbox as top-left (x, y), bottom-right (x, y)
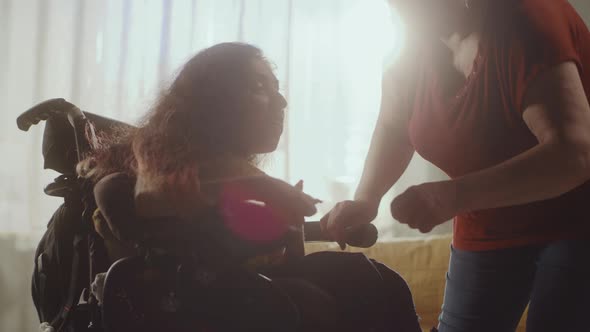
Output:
top-left (454, 140), bottom-right (590, 212)
top-left (354, 121), bottom-right (415, 206)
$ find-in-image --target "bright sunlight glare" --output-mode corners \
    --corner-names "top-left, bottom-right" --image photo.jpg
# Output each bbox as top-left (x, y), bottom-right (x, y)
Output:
top-left (341, 0), bottom-right (406, 68)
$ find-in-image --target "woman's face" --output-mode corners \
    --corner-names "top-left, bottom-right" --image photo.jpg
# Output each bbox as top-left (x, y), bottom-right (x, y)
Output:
top-left (238, 59), bottom-right (287, 154)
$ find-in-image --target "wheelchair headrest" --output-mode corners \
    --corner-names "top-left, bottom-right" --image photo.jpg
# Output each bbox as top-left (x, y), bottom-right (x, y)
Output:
top-left (43, 112), bottom-right (135, 175)
top-left (94, 172), bottom-right (138, 242)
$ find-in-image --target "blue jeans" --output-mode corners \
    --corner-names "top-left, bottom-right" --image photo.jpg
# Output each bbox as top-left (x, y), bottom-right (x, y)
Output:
top-left (438, 240), bottom-right (590, 332)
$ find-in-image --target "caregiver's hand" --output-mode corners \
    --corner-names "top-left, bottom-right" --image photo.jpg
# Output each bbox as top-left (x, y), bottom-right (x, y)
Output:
top-left (320, 200), bottom-right (378, 249)
top-left (390, 181), bottom-right (457, 233)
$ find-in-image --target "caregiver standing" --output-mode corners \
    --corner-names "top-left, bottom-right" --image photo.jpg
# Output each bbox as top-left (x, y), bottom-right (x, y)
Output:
top-left (321, 0), bottom-right (590, 331)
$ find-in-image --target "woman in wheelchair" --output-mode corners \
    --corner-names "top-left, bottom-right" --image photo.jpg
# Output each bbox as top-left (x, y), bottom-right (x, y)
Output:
top-left (79, 42), bottom-right (421, 332)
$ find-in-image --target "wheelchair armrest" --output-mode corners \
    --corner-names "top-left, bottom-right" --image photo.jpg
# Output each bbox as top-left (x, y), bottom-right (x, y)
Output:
top-left (304, 222), bottom-right (378, 248)
top-left (101, 254), bottom-right (299, 332)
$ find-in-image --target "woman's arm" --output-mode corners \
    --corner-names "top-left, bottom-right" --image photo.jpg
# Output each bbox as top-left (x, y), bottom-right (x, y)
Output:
top-left (354, 68), bottom-right (416, 208)
top-left (201, 175), bottom-right (320, 219)
top-left (391, 62), bottom-right (590, 233)
top-left (454, 62), bottom-right (590, 212)
top-left (321, 67), bottom-right (416, 245)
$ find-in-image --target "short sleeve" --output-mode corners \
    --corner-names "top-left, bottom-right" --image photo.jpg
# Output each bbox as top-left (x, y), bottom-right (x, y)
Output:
top-left (502, 0), bottom-right (582, 113)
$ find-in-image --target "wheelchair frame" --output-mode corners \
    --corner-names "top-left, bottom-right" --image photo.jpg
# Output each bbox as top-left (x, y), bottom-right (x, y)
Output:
top-left (19, 98), bottom-right (378, 332)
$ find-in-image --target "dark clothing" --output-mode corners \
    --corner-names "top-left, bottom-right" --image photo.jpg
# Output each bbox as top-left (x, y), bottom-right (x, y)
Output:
top-left (268, 251), bottom-right (422, 332)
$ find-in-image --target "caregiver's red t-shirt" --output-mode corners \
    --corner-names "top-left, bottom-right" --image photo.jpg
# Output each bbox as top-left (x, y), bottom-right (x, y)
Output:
top-left (406, 0), bottom-right (590, 250)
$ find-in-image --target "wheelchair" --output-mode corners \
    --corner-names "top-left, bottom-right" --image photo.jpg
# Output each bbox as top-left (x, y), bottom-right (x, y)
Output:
top-left (19, 99), bottom-right (379, 332)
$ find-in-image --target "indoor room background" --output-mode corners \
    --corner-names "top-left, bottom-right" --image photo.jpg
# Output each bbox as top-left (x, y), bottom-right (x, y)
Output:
top-left (1, 0), bottom-right (589, 330)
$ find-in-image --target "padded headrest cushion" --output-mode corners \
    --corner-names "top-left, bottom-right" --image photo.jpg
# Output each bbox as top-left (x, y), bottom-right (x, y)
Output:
top-left (42, 112), bottom-right (135, 174)
top-left (94, 172), bottom-right (139, 242)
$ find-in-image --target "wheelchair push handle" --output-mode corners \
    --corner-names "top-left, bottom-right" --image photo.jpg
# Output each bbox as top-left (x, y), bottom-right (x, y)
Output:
top-left (17, 98), bottom-right (98, 164)
top-left (16, 98), bottom-right (86, 132)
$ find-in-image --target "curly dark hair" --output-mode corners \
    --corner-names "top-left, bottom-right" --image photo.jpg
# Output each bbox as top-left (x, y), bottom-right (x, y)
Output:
top-left (80, 42), bottom-right (269, 182)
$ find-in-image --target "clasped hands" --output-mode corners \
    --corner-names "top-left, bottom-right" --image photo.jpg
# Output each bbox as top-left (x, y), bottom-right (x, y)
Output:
top-left (212, 175), bottom-right (458, 248)
top-left (321, 181), bottom-right (458, 249)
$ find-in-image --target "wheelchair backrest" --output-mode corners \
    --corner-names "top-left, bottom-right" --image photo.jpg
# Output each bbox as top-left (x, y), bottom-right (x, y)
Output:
top-left (42, 110), bottom-right (134, 175)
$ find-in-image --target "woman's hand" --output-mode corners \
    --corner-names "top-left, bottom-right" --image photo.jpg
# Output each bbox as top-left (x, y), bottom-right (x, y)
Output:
top-left (390, 181), bottom-right (457, 233)
top-left (320, 200), bottom-right (379, 249)
top-left (215, 176), bottom-right (321, 224)
top-left (216, 176), bottom-right (321, 243)
top-left (292, 179), bottom-right (323, 216)
top-left (248, 177), bottom-right (321, 219)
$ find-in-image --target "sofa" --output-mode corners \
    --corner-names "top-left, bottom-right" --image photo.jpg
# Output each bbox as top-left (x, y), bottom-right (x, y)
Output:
top-left (305, 234), bottom-right (528, 332)
top-left (2, 232), bottom-right (528, 332)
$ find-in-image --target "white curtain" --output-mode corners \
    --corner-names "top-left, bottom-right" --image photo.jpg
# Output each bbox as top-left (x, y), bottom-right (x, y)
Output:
top-left (0, 0), bottom-right (451, 245)
top-left (0, 2), bottom-right (450, 328)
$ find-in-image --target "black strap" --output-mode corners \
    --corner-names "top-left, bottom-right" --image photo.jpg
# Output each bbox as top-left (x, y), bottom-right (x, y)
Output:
top-left (50, 233), bottom-right (84, 330)
top-left (35, 252), bottom-right (48, 322)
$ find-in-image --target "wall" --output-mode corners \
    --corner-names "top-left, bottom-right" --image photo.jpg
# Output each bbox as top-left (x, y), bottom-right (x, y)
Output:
top-left (571, 0), bottom-right (590, 24)
top-left (0, 236), bottom-right (37, 331)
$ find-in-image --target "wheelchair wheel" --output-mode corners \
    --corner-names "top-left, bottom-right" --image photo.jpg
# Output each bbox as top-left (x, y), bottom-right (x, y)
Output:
top-left (101, 255), bottom-right (300, 332)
